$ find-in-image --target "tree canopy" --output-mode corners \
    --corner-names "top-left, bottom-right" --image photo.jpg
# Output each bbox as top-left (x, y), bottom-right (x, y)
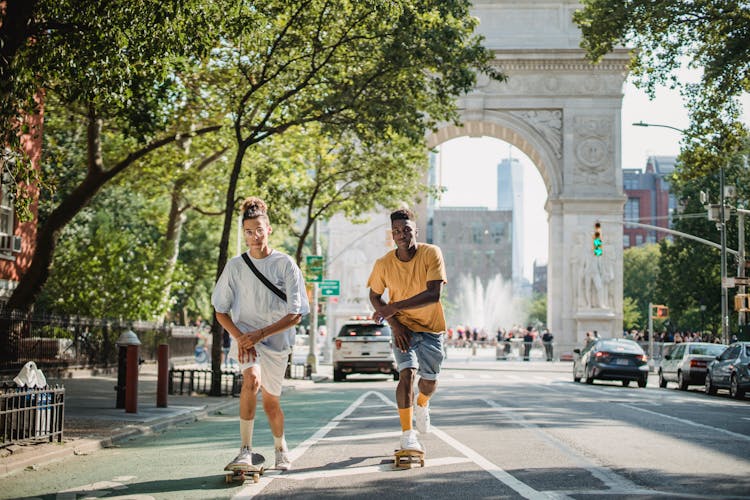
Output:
top-left (574, 0), bottom-right (750, 170)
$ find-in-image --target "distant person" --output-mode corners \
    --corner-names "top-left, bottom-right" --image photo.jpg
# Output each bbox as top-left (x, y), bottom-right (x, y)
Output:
top-left (212, 196), bottom-right (310, 472)
top-left (584, 331), bottom-right (595, 348)
top-left (523, 326), bottom-right (534, 361)
top-left (222, 330), bottom-right (232, 368)
top-left (542, 329), bottom-right (554, 361)
top-left (368, 208), bottom-right (447, 454)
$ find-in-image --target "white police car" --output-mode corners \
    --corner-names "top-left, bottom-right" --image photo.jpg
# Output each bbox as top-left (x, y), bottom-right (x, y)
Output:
top-left (332, 316), bottom-right (398, 382)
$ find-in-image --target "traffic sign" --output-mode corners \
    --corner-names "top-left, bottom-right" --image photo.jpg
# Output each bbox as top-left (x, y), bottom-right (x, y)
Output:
top-left (306, 255), bottom-right (324, 282)
top-left (733, 276), bottom-right (750, 286)
top-left (320, 279), bottom-right (340, 296)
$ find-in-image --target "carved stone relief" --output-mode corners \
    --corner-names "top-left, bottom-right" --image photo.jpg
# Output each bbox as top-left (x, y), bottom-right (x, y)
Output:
top-left (572, 116), bottom-right (614, 187)
top-left (508, 110), bottom-right (562, 159)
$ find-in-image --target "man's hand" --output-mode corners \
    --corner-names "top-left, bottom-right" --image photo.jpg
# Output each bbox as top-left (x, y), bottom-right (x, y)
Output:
top-left (373, 303), bottom-right (398, 324)
top-left (238, 346), bottom-right (257, 363)
top-left (237, 329), bottom-right (263, 351)
top-left (391, 322), bottom-right (412, 353)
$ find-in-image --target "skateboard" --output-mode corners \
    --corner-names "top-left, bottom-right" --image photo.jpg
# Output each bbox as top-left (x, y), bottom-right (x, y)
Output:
top-left (394, 448), bottom-right (425, 469)
top-left (224, 452), bottom-right (265, 483)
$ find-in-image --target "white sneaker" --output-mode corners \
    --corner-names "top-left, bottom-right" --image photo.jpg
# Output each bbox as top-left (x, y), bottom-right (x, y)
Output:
top-left (275, 448), bottom-right (292, 470)
top-left (414, 402), bottom-right (431, 434)
top-left (399, 430), bottom-right (423, 452)
top-left (225, 446), bottom-right (253, 471)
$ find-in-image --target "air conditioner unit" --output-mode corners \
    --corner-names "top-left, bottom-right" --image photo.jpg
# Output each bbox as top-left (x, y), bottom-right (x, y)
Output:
top-left (12, 235), bottom-right (21, 253)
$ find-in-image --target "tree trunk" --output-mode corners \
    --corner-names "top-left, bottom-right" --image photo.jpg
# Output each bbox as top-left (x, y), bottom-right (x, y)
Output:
top-left (156, 182), bottom-right (187, 323)
top-left (210, 143), bottom-right (247, 396)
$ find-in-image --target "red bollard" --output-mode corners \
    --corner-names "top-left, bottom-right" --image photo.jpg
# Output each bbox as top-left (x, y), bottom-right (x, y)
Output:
top-left (157, 344), bottom-right (169, 408)
top-left (125, 344), bottom-right (139, 414)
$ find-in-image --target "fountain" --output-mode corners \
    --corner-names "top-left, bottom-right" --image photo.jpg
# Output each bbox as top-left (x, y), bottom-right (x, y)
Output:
top-left (450, 273), bottom-right (527, 332)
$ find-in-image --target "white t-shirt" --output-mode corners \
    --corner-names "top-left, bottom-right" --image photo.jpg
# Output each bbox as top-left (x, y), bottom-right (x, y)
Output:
top-left (212, 250), bottom-right (310, 353)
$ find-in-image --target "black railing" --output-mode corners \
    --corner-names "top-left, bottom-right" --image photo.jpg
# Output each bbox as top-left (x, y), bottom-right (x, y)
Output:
top-left (0, 385), bottom-right (65, 448)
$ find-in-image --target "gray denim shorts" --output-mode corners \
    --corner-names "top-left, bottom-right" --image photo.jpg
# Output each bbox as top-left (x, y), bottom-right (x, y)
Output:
top-left (393, 332), bottom-right (444, 380)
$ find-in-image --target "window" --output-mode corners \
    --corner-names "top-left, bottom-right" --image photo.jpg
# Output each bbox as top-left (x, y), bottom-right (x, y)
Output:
top-left (635, 234), bottom-right (643, 245)
top-left (0, 182), bottom-right (13, 236)
top-left (625, 198), bottom-right (640, 221)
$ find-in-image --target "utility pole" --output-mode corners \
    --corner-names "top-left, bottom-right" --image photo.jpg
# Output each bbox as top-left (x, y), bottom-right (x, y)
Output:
top-left (720, 164), bottom-right (729, 345)
top-left (738, 208), bottom-right (748, 327)
top-left (307, 220), bottom-right (319, 375)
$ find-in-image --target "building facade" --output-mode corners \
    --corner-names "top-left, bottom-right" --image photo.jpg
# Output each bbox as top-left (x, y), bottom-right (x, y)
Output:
top-left (623, 155), bottom-right (677, 248)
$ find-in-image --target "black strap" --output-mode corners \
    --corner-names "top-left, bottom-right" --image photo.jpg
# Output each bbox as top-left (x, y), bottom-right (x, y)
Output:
top-left (241, 253), bottom-right (287, 302)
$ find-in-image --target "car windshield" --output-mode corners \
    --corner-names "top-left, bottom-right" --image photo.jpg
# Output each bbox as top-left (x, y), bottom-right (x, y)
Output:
top-left (338, 324), bottom-right (392, 337)
top-left (599, 340), bottom-right (643, 354)
top-left (687, 344), bottom-right (726, 356)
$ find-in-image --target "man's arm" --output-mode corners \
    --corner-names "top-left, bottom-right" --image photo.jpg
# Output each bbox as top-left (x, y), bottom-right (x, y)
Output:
top-left (216, 312), bottom-right (302, 351)
top-left (371, 279), bottom-right (443, 324)
top-left (370, 289), bottom-right (413, 353)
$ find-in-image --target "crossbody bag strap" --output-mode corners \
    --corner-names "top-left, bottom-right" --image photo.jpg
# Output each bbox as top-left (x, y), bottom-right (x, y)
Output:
top-left (241, 253), bottom-right (287, 302)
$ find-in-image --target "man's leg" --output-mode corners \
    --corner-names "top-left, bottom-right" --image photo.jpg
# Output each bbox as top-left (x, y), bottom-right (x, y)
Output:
top-left (226, 365), bottom-right (260, 471)
top-left (257, 348), bottom-right (293, 470)
top-left (414, 333), bottom-right (443, 434)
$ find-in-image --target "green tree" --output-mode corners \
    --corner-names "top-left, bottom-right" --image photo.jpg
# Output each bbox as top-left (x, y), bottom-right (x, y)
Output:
top-left (205, 0), bottom-right (504, 393)
top-left (247, 125), bottom-right (437, 266)
top-left (623, 244), bottom-right (660, 322)
top-left (656, 147), bottom-right (750, 334)
top-left (526, 293), bottom-right (547, 328)
top-left (574, 1), bottom-right (749, 172)
top-left (3, 1), bottom-right (224, 315)
top-left (622, 296), bottom-right (642, 332)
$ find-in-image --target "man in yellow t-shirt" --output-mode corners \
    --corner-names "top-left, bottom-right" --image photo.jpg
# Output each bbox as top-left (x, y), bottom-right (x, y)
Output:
top-left (367, 208), bottom-right (447, 453)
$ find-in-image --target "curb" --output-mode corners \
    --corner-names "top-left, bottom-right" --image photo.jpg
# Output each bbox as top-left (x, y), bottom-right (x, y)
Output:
top-left (0, 399), bottom-right (239, 478)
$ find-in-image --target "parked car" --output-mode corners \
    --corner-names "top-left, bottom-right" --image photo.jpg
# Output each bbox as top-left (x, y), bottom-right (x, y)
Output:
top-left (705, 341), bottom-right (750, 399)
top-left (332, 317), bottom-right (398, 382)
top-left (658, 342), bottom-right (727, 390)
top-left (573, 338), bottom-right (649, 387)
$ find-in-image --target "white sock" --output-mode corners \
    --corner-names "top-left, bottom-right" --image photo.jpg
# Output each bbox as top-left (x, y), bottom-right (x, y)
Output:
top-left (240, 418), bottom-right (254, 448)
top-left (273, 434), bottom-right (287, 451)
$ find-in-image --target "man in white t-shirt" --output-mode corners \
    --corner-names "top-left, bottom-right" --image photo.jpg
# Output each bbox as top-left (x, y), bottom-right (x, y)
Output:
top-left (212, 196), bottom-right (309, 471)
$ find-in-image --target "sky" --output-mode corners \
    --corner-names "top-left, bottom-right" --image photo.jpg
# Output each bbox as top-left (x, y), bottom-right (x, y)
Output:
top-left (436, 76), bottom-right (750, 282)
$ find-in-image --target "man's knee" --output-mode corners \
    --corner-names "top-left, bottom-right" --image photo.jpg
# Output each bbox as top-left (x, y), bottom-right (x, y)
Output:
top-left (242, 371), bottom-right (261, 393)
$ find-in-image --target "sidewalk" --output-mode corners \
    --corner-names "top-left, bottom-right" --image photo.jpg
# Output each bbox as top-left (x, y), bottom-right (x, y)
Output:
top-left (0, 361), bottom-right (332, 477)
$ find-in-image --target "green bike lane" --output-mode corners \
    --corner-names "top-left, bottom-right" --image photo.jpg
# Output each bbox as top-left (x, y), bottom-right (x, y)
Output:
top-left (2, 386), bottom-right (361, 500)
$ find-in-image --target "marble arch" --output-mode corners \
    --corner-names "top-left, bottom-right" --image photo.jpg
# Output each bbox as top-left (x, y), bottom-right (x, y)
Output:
top-left (420, 1), bottom-right (631, 352)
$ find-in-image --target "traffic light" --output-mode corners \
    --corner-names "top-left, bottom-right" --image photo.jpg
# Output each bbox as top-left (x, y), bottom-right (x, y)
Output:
top-left (735, 294), bottom-right (750, 312)
top-left (655, 305), bottom-right (669, 318)
top-left (593, 222), bottom-right (603, 256)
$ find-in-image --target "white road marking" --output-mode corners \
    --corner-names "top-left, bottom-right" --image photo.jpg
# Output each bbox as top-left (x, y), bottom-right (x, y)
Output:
top-left (346, 415), bottom-right (395, 421)
top-left (483, 399), bottom-right (643, 493)
top-left (320, 431), bottom-right (401, 442)
top-left (371, 392), bottom-right (547, 500)
top-left (236, 390), bottom-right (547, 500)
top-left (232, 390), bottom-right (378, 500)
top-left (282, 456), bottom-right (472, 480)
top-left (618, 403), bottom-right (750, 442)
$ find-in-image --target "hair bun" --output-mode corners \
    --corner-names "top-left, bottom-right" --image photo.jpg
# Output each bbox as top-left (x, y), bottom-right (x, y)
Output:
top-left (241, 196), bottom-right (268, 219)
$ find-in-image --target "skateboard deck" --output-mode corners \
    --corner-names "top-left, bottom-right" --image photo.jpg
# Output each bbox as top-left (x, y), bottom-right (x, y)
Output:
top-left (225, 452), bottom-right (265, 484)
top-left (394, 448), bottom-right (425, 469)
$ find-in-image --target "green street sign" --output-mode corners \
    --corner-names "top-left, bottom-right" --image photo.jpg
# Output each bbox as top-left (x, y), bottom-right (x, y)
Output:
top-left (320, 279), bottom-right (340, 296)
top-left (306, 255), bottom-right (324, 282)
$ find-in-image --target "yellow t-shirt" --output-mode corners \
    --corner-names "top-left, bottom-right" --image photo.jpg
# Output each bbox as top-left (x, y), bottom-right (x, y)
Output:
top-left (367, 243), bottom-right (447, 334)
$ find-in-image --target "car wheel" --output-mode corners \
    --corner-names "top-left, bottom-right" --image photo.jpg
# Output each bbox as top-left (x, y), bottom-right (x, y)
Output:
top-left (333, 369), bottom-right (346, 382)
top-left (638, 376), bottom-right (648, 388)
top-left (622, 380), bottom-right (630, 387)
top-left (392, 370), bottom-right (400, 381)
top-left (585, 365), bottom-right (594, 385)
top-left (658, 370), bottom-right (667, 388)
top-left (705, 373), bottom-right (717, 395)
top-left (730, 374), bottom-right (746, 399)
top-left (678, 371), bottom-right (688, 391)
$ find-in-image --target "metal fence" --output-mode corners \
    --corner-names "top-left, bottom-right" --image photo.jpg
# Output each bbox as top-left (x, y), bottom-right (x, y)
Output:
top-left (0, 309), bottom-right (198, 372)
top-left (0, 385), bottom-right (65, 448)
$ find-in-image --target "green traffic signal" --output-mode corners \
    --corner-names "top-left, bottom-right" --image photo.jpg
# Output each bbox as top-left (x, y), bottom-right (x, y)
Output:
top-left (593, 222), bottom-right (602, 256)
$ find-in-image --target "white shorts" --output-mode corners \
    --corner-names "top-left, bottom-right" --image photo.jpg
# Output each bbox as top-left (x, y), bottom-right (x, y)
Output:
top-left (229, 341), bottom-right (289, 397)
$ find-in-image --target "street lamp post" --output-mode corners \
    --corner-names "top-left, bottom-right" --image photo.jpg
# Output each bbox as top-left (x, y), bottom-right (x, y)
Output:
top-left (632, 121), bottom-right (731, 343)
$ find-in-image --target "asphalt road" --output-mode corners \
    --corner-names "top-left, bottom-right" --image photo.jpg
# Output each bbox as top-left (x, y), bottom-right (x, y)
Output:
top-left (3, 362), bottom-right (749, 500)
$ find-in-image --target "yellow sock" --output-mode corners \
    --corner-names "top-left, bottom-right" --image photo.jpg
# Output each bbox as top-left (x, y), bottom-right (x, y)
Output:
top-left (417, 393), bottom-right (430, 407)
top-left (398, 407), bottom-right (413, 431)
